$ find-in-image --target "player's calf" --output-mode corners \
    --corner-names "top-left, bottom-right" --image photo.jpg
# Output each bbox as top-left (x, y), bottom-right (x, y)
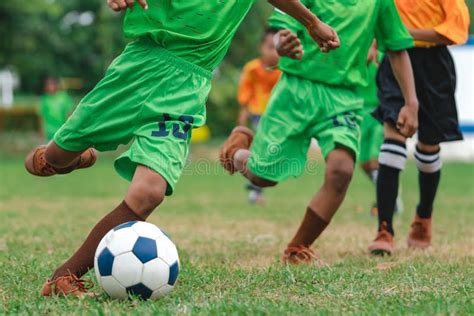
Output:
top-left (406, 144), bottom-right (441, 250)
top-left (282, 149), bottom-right (355, 265)
top-left (369, 135), bottom-right (407, 256)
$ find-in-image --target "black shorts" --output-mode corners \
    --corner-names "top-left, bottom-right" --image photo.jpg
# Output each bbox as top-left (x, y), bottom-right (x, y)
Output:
top-left (373, 46), bottom-right (463, 145)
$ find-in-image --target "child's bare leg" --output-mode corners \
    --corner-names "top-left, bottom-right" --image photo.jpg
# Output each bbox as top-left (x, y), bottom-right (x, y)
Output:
top-left (42, 165), bottom-right (167, 296)
top-left (283, 148), bottom-right (354, 263)
top-left (290, 148), bottom-right (354, 245)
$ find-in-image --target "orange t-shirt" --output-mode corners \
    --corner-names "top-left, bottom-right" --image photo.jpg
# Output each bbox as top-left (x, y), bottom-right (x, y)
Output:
top-left (237, 59), bottom-right (282, 116)
top-left (395, 0), bottom-right (470, 47)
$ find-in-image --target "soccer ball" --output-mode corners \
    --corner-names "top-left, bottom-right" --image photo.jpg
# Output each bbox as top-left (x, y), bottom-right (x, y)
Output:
top-left (94, 221), bottom-right (180, 300)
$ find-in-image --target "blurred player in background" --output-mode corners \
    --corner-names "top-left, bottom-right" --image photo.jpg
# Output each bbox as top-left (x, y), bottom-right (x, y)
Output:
top-left (39, 76), bottom-right (74, 141)
top-left (23, 0), bottom-right (339, 297)
top-left (237, 27), bottom-right (282, 204)
top-left (358, 44), bottom-right (403, 216)
top-left (369, 0), bottom-right (470, 255)
top-left (221, 0), bottom-right (418, 264)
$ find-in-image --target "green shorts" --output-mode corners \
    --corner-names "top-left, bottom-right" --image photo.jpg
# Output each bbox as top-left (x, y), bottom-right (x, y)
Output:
top-left (248, 73), bottom-right (363, 182)
top-left (54, 37), bottom-right (212, 195)
top-left (359, 109), bottom-right (384, 163)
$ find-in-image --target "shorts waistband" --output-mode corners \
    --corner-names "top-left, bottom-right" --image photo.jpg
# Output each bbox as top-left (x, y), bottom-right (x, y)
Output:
top-left (135, 36), bottom-right (212, 80)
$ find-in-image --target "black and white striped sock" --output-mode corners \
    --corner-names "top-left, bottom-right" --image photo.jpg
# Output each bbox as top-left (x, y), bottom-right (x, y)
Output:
top-left (377, 139), bottom-right (407, 235)
top-left (415, 146), bottom-right (442, 218)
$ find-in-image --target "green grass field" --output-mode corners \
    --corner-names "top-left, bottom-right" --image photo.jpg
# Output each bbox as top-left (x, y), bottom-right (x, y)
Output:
top-left (0, 145), bottom-right (473, 315)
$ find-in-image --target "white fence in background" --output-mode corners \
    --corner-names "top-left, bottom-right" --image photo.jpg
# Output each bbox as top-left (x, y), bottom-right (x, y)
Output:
top-left (440, 40), bottom-right (474, 161)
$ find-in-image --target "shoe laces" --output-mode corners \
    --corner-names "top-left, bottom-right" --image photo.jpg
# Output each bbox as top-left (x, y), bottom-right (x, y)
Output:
top-left (375, 222), bottom-right (393, 241)
top-left (38, 153), bottom-right (56, 175)
top-left (48, 274), bottom-right (92, 294)
top-left (285, 245), bottom-right (318, 262)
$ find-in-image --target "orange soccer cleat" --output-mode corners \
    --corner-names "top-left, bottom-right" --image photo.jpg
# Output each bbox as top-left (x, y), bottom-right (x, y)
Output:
top-left (368, 222), bottom-right (395, 256)
top-left (281, 245), bottom-right (323, 266)
top-left (407, 215), bottom-right (432, 249)
top-left (41, 274), bottom-right (95, 298)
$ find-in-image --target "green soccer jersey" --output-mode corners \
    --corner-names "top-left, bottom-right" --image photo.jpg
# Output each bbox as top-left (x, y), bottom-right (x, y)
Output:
top-left (269, 0), bottom-right (413, 88)
top-left (124, 0), bottom-right (257, 71)
top-left (40, 91), bottom-right (74, 140)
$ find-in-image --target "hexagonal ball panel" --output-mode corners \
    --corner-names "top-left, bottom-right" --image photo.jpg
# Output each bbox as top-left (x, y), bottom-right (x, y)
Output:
top-left (107, 228), bottom-right (139, 256)
top-left (100, 275), bottom-right (128, 299)
top-left (141, 258), bottom-right (170, 291)
top-left (112, 252), bottom-right (144, 287)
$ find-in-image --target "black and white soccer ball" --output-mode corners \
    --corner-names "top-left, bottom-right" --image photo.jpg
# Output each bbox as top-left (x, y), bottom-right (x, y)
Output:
top-left (94, 221), bottom-right (179, 300)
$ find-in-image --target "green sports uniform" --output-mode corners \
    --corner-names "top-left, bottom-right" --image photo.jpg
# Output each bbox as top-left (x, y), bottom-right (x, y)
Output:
top-left (40, 91), bottom-right (74, 141)
top-left (358, 59), bottom-right (384, 163)
top-left (248, 0), bottom-right (413, 182)
top-left (54, 0), bottom-right (256, 195)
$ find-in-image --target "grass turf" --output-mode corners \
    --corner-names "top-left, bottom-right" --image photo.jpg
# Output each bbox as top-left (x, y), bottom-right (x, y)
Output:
top-left (0, 149), bottom-right (473, 315)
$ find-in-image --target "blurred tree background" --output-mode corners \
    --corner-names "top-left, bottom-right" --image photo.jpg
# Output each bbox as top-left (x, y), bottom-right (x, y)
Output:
top-left (0, 0), bottom-right (472, 136)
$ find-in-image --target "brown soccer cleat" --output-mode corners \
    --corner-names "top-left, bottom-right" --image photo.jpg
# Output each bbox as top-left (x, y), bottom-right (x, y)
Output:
top-left (368, 222), bottom-right (394, 256)
top-left (281, 245), bottom-right (323, 265)
top-left (25, 145), bottom-right (97, 177)
top-left (219, 126), bottom-right (254, 174)
top-left (41, 274), bottom-right (95, 298)
top-left (407, 215), bottom-right (432, 249)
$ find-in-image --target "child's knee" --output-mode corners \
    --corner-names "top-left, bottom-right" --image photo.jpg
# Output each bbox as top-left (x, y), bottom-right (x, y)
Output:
top-left (325, 153), bottom-right (354, 194)
top-left (126, 182), bottom-right (166, 218)
top-left (125, 166), bottom-right (167, 218)
top-left (326, 165), bottom-right (353, 194)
